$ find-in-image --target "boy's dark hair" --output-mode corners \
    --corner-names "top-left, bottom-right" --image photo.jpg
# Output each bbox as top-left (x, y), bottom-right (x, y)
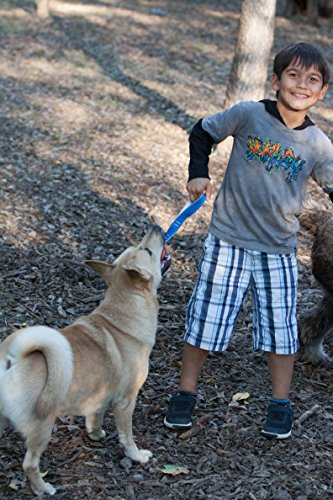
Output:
top-left (273, 42), bottom-right (330, 85)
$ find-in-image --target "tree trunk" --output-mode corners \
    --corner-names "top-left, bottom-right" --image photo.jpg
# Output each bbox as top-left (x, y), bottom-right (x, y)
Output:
top-left (224, 0), bottom-right (276, 109)
top-left (284, 0), bottom-right (305, 17)
top-left (307, 0), bottom-right (319, 25)
top-left (36, 0), bottom-right (50, 19)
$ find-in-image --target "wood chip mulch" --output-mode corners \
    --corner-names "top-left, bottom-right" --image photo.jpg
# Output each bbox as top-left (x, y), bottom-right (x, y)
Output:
top-left (0, 1), bottom-right (333, 498)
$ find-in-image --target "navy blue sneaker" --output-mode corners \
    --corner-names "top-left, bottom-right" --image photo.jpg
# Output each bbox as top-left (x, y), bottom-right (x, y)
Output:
top-left (261, 401), bottom-right (294, 439)
top-left (164, 391), bottom-right (197, 429)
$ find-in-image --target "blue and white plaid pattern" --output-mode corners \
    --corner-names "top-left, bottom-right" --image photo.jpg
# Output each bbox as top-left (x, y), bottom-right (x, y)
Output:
top-left (184, 233), bottom-right (298, 354)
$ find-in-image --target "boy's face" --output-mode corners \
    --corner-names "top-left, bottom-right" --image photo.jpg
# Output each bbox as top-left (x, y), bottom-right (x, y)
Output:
top-left (272, 61), bottom-right (328, 113)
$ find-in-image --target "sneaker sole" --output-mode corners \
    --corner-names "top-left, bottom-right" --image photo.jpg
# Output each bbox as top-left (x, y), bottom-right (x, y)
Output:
top-left (261, 428), bottom-right (292, 439)
top-left (163, 417), bottom-right (192, 430)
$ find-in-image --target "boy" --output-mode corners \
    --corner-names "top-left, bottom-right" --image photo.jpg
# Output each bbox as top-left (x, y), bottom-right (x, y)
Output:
top-left (164, 42), bottom-right (333, 439)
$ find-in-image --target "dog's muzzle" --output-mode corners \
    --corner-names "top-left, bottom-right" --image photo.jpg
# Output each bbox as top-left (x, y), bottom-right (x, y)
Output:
top-left (149, 225), bottom-right (170, 275)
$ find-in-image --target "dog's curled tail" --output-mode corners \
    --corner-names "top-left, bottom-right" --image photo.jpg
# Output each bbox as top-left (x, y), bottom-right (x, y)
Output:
top-left (7, 326), bottom-right (73, 419)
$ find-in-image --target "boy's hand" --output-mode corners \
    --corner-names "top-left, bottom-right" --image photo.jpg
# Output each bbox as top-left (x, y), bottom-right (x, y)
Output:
top-left (187, 178), bottom-right (212, 202)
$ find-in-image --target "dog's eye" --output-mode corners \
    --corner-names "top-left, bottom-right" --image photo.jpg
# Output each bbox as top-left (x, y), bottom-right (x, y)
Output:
top-left (142, 247), bottom-right (153, 256)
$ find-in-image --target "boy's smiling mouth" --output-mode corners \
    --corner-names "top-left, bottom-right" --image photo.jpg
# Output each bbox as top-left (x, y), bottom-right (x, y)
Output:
top-left (292, 93), bottom-right (309, 98)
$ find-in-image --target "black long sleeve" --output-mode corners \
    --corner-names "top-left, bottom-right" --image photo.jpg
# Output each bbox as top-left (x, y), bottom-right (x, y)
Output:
top-left (188, 119), bottom-right (215, 181)
top-left (330, 192), bottom-right (333, 204)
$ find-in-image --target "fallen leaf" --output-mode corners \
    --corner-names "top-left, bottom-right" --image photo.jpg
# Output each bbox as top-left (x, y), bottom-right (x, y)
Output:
top-left (9, 482), bottom-right (19, 491)
top-left (160, 464), bottom-right (190, 476)
top-left (232, 392), bottom-right (250, 402)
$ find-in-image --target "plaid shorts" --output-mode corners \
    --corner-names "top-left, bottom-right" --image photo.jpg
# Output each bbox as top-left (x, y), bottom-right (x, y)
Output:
top-left (184, 233), bottom-right (298, 354)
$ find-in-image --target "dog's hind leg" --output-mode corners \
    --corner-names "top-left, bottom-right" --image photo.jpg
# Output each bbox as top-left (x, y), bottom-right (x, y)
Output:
top-left (23, 420), bottom-right (56, 496)
top-left (112, 397), bottom-right (152, 464)
top-left (0, 412), bottom-right (9, 437)
top-left (85, 410), bottom-right (106, 441)
top-left (298, 294), bottom-right (333, 365)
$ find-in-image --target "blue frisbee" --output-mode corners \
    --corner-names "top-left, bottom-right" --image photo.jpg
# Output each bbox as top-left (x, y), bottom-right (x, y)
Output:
top-left (164, 193), bottom-right (206, 243)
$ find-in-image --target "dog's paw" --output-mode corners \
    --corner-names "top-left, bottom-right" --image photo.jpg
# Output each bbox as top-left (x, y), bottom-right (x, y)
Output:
top-left (44, 482), bottom-right (56, 496)
top-left (127, 448), bottom-right (153, 464)
top-left (88, 429), bottom-right (106, 441)
top-left (298, 348), bottom-right (333, 367)
top-left (33, 482), bottom-right (56, 496)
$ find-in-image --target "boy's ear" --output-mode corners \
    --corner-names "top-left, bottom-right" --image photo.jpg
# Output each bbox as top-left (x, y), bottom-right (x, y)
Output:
top-left (271, 73), bottom-right (280, 92)
top-left (319, 83), bottom-right (329, 101)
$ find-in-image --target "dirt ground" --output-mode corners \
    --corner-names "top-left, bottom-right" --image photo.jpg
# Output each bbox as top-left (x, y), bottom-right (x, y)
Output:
top-left (1, 1), bottom-right (333, 498)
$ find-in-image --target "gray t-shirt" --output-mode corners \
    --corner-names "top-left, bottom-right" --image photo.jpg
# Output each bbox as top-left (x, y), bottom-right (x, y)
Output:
top-left (202, 101), bottom-right (333, 254)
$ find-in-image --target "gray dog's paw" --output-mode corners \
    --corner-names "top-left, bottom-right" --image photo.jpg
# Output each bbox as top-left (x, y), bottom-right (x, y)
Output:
top-left (88, 429), bottom-right (106, 441)
top-left (298, 348), bottom-right (333, 367)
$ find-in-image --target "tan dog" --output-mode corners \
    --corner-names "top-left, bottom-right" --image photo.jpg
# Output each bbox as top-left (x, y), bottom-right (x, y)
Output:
top-left (0, 225), bottom-right (165, 496)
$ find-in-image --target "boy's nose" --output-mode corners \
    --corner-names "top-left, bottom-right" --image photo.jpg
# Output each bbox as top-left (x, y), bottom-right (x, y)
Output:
top-left (296, 77), bottom-right (307, 88)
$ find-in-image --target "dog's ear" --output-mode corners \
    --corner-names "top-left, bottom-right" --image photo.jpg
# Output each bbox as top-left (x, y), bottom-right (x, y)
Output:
top-left (122, 261), bottom-right (152, 281)
top-left (84, 260), bottom-right (114, 282)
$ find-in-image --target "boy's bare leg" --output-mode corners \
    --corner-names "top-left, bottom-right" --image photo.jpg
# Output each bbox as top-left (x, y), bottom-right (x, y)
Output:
top-left (262, 353), bottom-right (296, 439)
top-left (268, 353), bottom-right (296, 399)
top-left (179, 343), bottom-right (209, 393)
top-left (164, 343), bottom-right (209, 429)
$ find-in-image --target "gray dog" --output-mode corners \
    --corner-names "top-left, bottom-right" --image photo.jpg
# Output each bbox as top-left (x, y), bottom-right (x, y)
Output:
top-left (298, 207), bottom-right (333, 365)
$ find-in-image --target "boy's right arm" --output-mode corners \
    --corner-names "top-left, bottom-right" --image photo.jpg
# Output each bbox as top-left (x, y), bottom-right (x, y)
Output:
top-left (187, 104), bottom-right (243, 201)
top-left (187, 119), bottom-right (214, 202)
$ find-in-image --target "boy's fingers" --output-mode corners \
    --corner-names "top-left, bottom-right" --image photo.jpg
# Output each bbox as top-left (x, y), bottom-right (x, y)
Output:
top-left (206, 183), bottom-right (212, 201)
top-left (191, 189), bottom-right (204, 201)
top-left (187, 178), bottom-right (211, 201)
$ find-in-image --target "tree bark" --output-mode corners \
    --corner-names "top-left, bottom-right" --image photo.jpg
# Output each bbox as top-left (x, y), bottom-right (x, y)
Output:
top-left (308, 0), bottom-right (319, 25)
top-left (224, 0), bottom-right (276, 109)
top-left (36, 0), bottom-right (50, 19)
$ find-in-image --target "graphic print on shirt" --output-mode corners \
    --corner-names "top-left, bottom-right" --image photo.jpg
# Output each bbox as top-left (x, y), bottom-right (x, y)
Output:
top-left (246, 135), bottom-right (306, 183)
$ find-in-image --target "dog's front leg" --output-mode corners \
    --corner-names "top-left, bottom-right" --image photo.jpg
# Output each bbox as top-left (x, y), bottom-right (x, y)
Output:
top-left (112, 397), bottom-right (152, 464)
top-left (85, 410), bottom-right (106, 441)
